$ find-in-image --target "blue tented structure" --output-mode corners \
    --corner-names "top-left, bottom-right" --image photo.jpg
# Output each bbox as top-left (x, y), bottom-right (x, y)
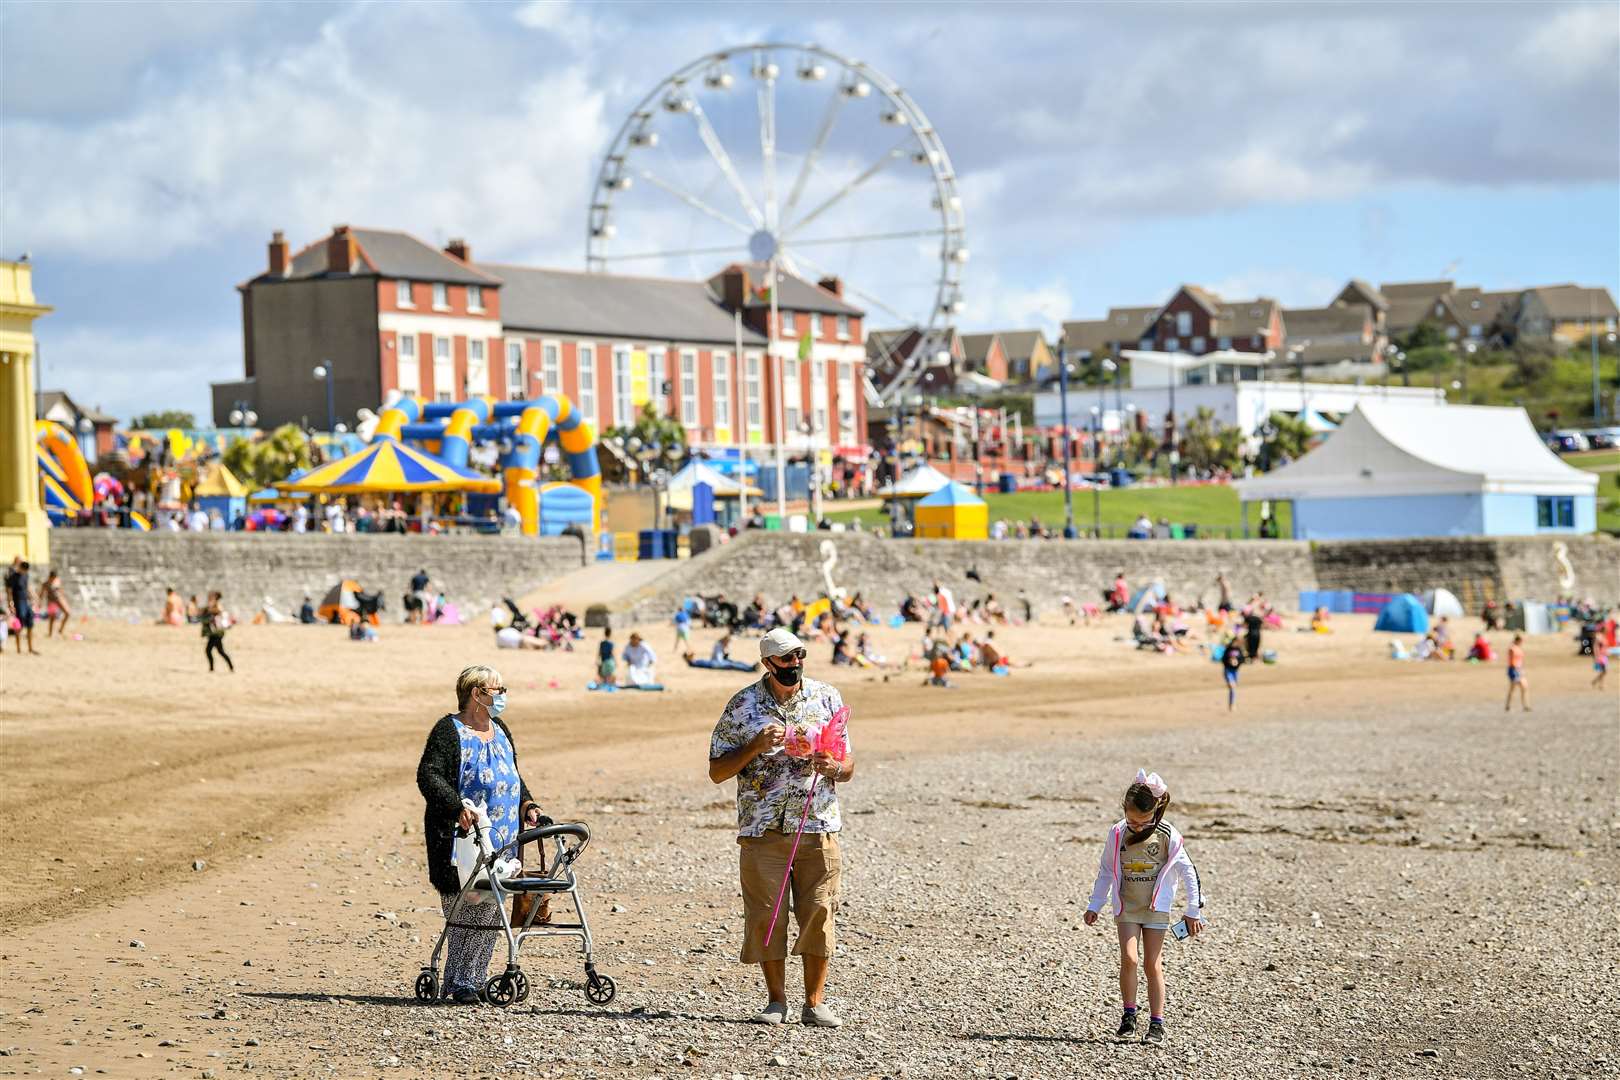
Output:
top-left (536, 482), bottom-right (596, 535)
top-left (1374, 593), bottom-right (1429, 634)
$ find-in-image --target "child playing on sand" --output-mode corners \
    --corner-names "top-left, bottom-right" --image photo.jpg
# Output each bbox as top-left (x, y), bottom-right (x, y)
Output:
top-left (1083, 769), bottom-right (1204, 1045)
top-left (1505, 633), bottom-right (1529, 712)
top-left (1593, 645), bottom-right (1608, 690)
top-left (1220, 636), bottom-right (1244, 711)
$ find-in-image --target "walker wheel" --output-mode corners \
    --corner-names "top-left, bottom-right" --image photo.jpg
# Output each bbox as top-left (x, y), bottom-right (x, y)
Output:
top-left (484, 973), bottom-right (518, 1009)
top-left (585, 972), bottom-right (616, 1006)
top-left (413, 970), bottom-right (438, 1002)
top-left (512, 970), bottom-right (530, 1004)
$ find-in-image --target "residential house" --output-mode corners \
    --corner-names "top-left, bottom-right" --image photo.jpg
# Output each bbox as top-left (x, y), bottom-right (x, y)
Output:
top-left (957, 332), bottom-right (1009, 383)
top-left (217, 228), bottom-right (868, 457)
top-left (1058, 319), bottom-right (1115, 377)
top-left (1507, 285), bottom-right (1619, 345)
top-left (995, 329), bottom-right (1054, 383)
top-left (1103, 305), bottom-right (1159, 354)
top-left (1138, 285), bottom-right (1284, 355)
top-left (37, 389), bottom-right (116, 463)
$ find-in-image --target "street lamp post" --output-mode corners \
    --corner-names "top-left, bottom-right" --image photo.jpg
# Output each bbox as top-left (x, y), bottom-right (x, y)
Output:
top-left (1089, 404), bottom-right (1102, 537)
top-left (1159, 314), bottom-right (1179, 486)
top-left (1057, 344), bottom-right (1076, 538)
top-left (228, 401), bottom-right (258, 428)
top-left (312, 362), bottom-right (336, 434)
top-left (1589, 290), bottom-right (1605, 421)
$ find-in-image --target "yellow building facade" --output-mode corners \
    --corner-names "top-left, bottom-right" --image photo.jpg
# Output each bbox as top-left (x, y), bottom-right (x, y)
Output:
top-left (0, 259), bottom-right (53, 564)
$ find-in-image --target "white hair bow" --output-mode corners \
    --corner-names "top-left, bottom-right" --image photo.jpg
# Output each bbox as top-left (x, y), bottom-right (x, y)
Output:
top-left (1134, 769), bottom-right (1167, 798)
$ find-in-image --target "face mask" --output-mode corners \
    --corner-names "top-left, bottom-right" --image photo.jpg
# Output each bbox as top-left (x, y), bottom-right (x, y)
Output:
top-left (771, 663), bottom-right (803, 686)
top-left (485, 691), bottom-right (508, 718)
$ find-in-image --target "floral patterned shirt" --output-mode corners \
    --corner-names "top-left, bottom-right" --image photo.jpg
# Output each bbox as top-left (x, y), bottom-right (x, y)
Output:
top-left (709, 675), bottom-right (850, 837)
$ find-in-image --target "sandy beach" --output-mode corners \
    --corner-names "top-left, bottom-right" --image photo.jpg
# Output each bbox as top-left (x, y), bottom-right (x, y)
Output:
top-left (1, 611), bottom-right (1615, 1078)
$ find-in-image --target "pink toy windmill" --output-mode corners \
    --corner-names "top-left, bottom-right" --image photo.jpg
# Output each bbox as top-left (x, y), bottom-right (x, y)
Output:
top-left (763, 706), bottom-right (849, 949)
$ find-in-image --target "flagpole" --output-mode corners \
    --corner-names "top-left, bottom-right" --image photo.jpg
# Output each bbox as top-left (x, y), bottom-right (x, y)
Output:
top-left (770, 256), bottom-right (787, 521)
top-left (734, 308), bottom-right (749, 523)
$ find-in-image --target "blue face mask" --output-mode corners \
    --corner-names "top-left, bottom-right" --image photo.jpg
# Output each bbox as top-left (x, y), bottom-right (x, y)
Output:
top-left (486, 691), bottom-right (507, 718)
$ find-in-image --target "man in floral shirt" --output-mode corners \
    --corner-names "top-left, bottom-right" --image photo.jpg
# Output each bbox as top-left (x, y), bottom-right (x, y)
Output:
top-left (709, 627), bottom-right (855, 1028)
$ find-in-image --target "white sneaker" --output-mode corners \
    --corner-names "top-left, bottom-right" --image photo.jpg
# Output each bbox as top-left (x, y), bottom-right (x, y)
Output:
top-left (801, 1003), bottom-right (843, 1028)
top-left (754, 1001), bottom-right (788, 1025)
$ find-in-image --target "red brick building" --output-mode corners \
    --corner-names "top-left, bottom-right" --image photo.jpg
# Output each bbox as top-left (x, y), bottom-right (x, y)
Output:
top-left (217, 228), bottom-right (867, 457)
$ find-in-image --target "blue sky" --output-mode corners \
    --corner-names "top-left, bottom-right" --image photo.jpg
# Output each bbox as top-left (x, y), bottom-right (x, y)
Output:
top-left (3, 0), bottom-right (1616, 421)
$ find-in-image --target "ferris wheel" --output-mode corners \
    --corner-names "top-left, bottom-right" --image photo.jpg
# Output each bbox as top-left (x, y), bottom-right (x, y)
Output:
top-left (585, 43), bottom-right (967, 406)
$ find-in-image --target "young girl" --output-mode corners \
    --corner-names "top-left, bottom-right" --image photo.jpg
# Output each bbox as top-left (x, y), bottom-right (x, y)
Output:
top-left (1220, 635), bottom-right (1244, 711)
top-left (1505, 633), bottom-right (1529, 712)
top-left (1084, 769), bottom-right (1204, 1045)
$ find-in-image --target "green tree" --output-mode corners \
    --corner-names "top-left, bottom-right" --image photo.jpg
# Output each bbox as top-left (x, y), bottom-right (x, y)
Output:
top-left (603, 402), bottom-right (688, 453)
top-left (130, 410), bottom-right (196, 429)
top-left (223, 424), bottom-right (313, 489)
top-left (1399, 322), bottom-right (1448, 351)
top-left (1178, 406), bottom-right (1245, 474)
top-left (1263, 411), bottom-right (1313, 465)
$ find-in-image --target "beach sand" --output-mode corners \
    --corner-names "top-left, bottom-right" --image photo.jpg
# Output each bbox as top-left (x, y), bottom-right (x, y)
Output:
top-left (1, 611), bottom-right (1614, 1077)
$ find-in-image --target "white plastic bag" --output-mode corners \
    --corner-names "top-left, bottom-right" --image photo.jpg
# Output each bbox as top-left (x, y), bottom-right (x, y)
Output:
top-left (452, 799), bottom-right (521, 903)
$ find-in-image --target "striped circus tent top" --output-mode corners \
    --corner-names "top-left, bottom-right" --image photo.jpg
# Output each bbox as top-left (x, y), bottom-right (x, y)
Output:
top-left (275, 439), bottom-right (502, 495)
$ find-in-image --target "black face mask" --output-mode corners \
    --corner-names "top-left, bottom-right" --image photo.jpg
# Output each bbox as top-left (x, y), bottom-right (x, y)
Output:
top-left (770, 662), bottom-right (804, 686)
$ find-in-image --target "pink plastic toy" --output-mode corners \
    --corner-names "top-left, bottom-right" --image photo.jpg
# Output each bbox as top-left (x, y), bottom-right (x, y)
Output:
top-left (764, 706), bottom-right (850, 948)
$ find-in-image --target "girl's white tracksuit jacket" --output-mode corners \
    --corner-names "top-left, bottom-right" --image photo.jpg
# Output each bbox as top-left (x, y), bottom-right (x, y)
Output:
top-left (1085, 819), bottom-right (1205, 921)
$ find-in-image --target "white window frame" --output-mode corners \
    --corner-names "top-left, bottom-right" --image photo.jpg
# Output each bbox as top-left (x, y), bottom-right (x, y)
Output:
top-left (647, 346), bottom-right (666, 413)
top-left (505, 341), bottom-right (525, 401)
top-left (679, 349), bottom-right (698, 426)
top-left (745, 352), bottom-right (762, 430)
top-left (612, 345), bottom-right (633, 425)
top-left (466, 338), bottom-right (488, 396)
top-left (837, 362), bottom-right (856, 434)
top-left (577, 344), bottom-right (596, 420)
top-left (811, 358), bottom-right (829, 434)
top-left (836, 313), bottom-right (850, 340)
top-left (1176, 311), bottom-right (1192, 337)
top-left (433, 336), bottom-right (453, 402)
top-left (397, 332), bottom-right (419, 394)
top-left (432, 282), bottom-right (449, 310)
top-left (467, 284), bottom-right (484, 312)
top-left (542, 340), bottom-right (562, 395)
top-left (783, 356), bottom-right (802, 435)
top-left (712, 351), bottom-right (732, 440)
top-left (396, 279), bottom-right (414, 308)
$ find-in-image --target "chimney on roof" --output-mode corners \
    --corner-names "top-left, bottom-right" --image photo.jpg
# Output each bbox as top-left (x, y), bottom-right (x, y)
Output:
top-left (817, 276), bottom-right (844, 299)
top-left (326, 225), bottom-right (354, 274)
top-left (268, 230), bottom-right (289, 277)
top-left (718, 265), bottom-right (751, 311)
top-left (445, 238), bottom-right (470, 263)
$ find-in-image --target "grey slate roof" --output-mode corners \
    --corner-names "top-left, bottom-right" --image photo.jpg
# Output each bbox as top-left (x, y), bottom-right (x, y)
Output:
top-left (1524, 284), bottom-right (1619, 321)
top-left (482, 263), bottom-right (767, 345)
top-left (1281, 305), bottom-right (1370, 338)
top-left (1337, 279), bottom-right (1388, 312)
top-left (282, 228), bottom-right (500, 286)
top-left (1060, 319), bottom-right (1113, 356)
top-left (958, 332), bottom-right (1000, 365)
top-left (1104, 306), bottom-right (1159, 333)
top-left (38, 389), bottom-right (116, 424)
top-left (1212, 298), bottom-right (1279, 338)
top-left (1379, 280), bottom-right (1455, 301)
top-left (996, 329), bottom-right (1050, 360)
top-left (715, 263), bottom-right (864, 316)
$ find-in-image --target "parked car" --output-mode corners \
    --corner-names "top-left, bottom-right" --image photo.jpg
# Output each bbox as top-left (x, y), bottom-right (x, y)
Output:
top-left (1581, 427), bottom-right (1619, 450)
top-left (1546, 430), bottom-right (1590, 453)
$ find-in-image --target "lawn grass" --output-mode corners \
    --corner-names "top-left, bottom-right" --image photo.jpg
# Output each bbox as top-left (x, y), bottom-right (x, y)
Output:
top-left (821, 483), bottom-right (1290, 538)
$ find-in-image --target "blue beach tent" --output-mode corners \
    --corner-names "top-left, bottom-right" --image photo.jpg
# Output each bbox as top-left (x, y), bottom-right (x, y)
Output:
top-left (1373, 593), bottom-right (1428, 634)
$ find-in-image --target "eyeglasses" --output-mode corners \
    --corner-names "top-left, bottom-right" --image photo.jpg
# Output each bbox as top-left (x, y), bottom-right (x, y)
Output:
top-left (481, 686), bottom-right (508, 695)
top-left (772, 649), bottom-right (808, 662)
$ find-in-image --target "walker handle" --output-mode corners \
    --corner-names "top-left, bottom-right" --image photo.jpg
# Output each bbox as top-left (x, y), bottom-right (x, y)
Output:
top-left (514, 822), bottom-right (590, 847)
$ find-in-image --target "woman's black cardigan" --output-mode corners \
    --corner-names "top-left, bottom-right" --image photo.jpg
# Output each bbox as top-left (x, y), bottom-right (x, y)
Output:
top-left (417, 713), bottom-right (538, 896)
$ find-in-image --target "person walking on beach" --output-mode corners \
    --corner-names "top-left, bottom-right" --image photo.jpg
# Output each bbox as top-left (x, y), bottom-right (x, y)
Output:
top-left (1505, 633), bottom-right (1529, 712)
top-left (6, 557), bottom-right (38, 655)
top-left (39, 570), bottom-right (70, 638)
top-left (1083, 769), bottom-right (1204, 1046)
top-left (201, 591), bottom-right (234, 672)
top-left (1221, 635), bottom-right (1244, 711)
top-left (708, 627), bottom-right (855, 1029)
top-left (415, 666), bottom-right (547, 1004)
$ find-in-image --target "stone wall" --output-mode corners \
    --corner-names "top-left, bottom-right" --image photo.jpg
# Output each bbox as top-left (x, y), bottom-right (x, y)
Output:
top-left (617, 531), bottom-right (1618, 624)
top-left (618, 532), bottom-right (1317, 622)
top-left (45, 531), bottom-right (587, 619)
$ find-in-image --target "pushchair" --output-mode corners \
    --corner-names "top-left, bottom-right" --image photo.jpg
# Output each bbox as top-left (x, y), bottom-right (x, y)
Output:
top-left (413, 812), bottom-right (616, 1009)
top-left (502, 597), bottom-right (532, 633)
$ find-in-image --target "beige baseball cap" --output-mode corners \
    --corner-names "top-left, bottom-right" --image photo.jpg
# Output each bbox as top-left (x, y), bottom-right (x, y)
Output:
top-left (759, 627), bottom-right (806, 660)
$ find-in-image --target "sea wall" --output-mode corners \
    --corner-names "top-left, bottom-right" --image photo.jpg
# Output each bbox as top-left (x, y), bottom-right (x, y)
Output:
top-left (44, 531), bottom-right (587, 620)
top-left (616, 531), bottom-right (1619, 623)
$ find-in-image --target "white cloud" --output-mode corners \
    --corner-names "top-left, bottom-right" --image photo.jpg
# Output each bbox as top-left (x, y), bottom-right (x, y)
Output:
top-left (35, 323), bottom-right (241, 423)
top-left (1205, 269), bottom-right (1342, 309)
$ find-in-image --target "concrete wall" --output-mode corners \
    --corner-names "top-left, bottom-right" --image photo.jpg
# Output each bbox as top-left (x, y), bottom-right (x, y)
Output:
top-left (618, 531), bottom-right (1318, 623)
top-left (616, 531), bottom-right (1618, 624)
top-left (44, 530), bottom-right (587, 619)
top-left (236, 276), bottom-right (381, 429)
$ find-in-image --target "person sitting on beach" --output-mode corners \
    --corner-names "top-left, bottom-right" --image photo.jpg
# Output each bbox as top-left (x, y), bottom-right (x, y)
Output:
top-left (1414, 632), bottom-right (1439, 661)
top-left (830, 629), bottom-right (856, 666)
top-left (1106, 573), bottom-right (1129, 613)
top-left (299, 596), bottom-right (317, 624)
top-left (899, 594), bottom-right (925, 623)
top-left (622, 632), bottom-right (658, 687)
top-left (924, 651), bottom-right (952, 688)
top-left (685, 632), bottom-right (759, 673)
top-left (979, 631), bottom-right (1009, 671)
top-left (1467, 633), bottom-right (1494, 662)
top-left (1309, 607), bottom-right (1332, 634)
top-left (496, 624), bottom-right (545, 650)
top-left (161, 587), bottom-right (185, 627)
top-left (185, 594), bottom-right (203, 624)
top-left (1432, 617), bottom-right (1455, 660)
